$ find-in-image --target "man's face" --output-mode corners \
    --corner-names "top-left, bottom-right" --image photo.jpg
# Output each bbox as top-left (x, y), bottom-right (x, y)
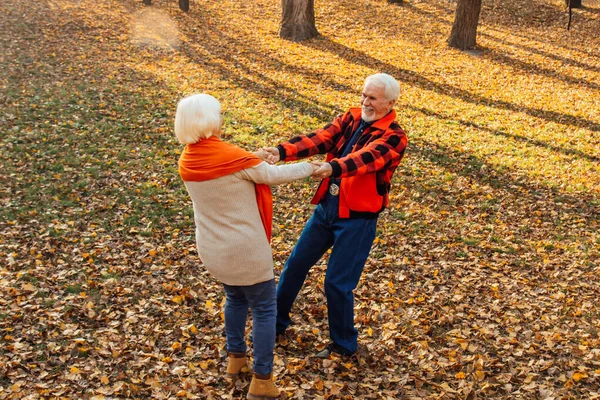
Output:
top-left (361, 82), bottom-right (395, 122)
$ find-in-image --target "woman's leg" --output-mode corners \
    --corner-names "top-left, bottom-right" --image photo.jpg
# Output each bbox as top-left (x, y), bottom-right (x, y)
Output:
top-left (223, 284), bottom-right (249, 354)
top-left (246, 279), bottom-right (277, 376)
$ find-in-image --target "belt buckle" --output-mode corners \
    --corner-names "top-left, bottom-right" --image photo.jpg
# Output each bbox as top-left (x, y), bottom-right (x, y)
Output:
top-left (329, 183), bottom-right (339, 196)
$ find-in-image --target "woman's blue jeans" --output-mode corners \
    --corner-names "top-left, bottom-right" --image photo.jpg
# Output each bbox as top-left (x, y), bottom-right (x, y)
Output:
top-left (276, 192), bottom-right (377, 354)
top-left (223, 279), bottom-right (276, 376)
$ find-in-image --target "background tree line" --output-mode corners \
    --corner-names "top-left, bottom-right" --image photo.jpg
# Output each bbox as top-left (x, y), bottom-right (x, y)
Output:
top-left (143, 0), bottom-right (585, 50)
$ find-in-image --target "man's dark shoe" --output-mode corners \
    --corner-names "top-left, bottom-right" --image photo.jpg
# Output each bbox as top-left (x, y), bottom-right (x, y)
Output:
top-left (275, 328), bottom-right (295, 347)
top-left (314, 346), bottom-right (332, 359)
top-left (314, 343), bottom-right (353, 359)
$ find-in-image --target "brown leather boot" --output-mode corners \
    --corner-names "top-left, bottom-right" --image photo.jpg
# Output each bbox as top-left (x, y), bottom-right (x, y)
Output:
top-left (247, 373), bottom-right (280, 399)
top-left (225, 352), bottom-right (248, 378)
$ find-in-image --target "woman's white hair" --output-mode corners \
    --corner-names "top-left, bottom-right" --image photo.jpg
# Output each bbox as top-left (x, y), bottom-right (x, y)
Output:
top-left (365, 73), bottom-right (400, 101)
top-left (174, 93), bottom-right (222, 144)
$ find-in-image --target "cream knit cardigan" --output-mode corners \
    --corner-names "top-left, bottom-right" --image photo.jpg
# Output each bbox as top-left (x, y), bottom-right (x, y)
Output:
top-left (184, 161), bottom-right (313, 286)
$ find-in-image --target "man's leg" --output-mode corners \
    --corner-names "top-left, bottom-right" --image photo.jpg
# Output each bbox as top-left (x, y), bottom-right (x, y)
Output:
top-left (276, 205), bottom-right (334, 334)
top-left (324, 217), bottom-right (377, 354)
top-left (222, 284), bottom-right (249, 354)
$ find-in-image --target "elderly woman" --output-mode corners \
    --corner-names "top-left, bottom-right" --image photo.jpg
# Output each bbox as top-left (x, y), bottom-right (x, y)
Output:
top-left (175, 93), bottom-right (314, 400)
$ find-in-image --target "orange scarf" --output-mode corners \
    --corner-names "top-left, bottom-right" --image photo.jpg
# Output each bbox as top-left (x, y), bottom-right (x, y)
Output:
top-left (178, 136), bottom-right (273, 242)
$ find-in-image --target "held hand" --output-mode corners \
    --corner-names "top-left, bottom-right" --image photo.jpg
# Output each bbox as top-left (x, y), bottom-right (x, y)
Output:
top-left (312, 163), bottom-right (332, 179)
top-left (253, 148), bottom-right (278, 165)
top-left (262, 147), bottom-right (280, 163)
top-left (309, 161), bottom-right (323, 173)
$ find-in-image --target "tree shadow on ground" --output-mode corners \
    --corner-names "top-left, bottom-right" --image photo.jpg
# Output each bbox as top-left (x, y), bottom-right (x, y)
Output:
top-left (479, 30), bottom-right (600, 74)
top-left (410, 105), bottom-right (600, 163)
top-left (180, 42), bottom-right (341, 121)
top-left (175, 13), bottom-right (355, 119)
top-left (303, 36), bottom-right (600, 133)
top-left (402, 110), bottom-right (599, 222)
top-left (402, 0), bottom-right (600, 89)
top-left (487, 23), bottom-right (600, 58)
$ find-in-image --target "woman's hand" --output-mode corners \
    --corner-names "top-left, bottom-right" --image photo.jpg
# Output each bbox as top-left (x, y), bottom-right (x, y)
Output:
top-left (311, 162), bottom-right (332, 179)
top-left (253, 148), bottom-right (278, 165)
top-left (262, 147), bottom-right (280, 163)
top-left (309, 161), bottom-right (322, 173)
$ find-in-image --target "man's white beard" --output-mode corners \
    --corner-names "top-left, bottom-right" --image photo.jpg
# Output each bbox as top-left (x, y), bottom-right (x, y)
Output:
top-left (361, 108), bottom-right (375, 122)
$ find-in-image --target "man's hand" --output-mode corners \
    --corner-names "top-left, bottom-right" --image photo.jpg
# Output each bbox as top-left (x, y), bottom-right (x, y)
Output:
top-left (262, 147), bottom-right (280, 163)
top-left (312, 162), bottom-right (332, 179)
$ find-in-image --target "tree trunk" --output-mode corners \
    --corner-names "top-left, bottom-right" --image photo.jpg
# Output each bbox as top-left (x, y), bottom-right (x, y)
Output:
top-left (280, 0), bottom-right (319, 42)
top-left (565, 0), bottom-right (582, 8)
top-left (142, 0), bottom-right (151, 5)
top-left (448, 0), bottom-right (482, 50)
top-left (179, 0), bottom-right (189, 11)
top-left (388, 0), bottom-right (403, 4)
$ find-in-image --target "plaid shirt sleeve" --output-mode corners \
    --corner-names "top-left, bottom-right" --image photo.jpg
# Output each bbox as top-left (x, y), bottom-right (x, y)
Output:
top-left (276, 114), bottom-right (348, 161)
top-left (329, 125), bottom-right (408, 178)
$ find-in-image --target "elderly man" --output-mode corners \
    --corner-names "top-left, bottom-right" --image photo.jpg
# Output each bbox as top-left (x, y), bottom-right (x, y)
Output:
top-left (265, 73), bottom-right (408, 358)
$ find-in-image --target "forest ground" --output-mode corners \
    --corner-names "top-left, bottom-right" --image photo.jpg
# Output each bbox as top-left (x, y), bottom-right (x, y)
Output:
top-left (1, 0), bottom-right (599, 398)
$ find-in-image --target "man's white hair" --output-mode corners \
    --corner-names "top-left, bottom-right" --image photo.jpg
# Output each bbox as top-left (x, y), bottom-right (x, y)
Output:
top-left (365, 73), bottom-right (400, 101)
top-left (174, 93), bottom-right (222, 144)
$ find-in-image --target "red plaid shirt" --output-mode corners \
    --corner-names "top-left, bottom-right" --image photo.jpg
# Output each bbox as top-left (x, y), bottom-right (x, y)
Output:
top-left (277, 108), bottom-right (408, 218)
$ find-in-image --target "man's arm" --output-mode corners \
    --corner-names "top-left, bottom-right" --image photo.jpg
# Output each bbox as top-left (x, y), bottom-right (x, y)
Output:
top-left (328, 128), bottom-right (407, 178)
top-left (266, 113), bottom-right (349, 162)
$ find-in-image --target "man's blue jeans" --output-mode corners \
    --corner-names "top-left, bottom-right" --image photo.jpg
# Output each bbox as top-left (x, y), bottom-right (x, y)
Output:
top-left (276, 193), bottom-right (377, 354)
top-left (223, 279), bottom-right (276, 376)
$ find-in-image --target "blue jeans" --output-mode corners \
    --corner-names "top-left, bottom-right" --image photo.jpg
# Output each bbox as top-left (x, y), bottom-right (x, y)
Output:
top-left (223, 279), bottom-right (276, 376)
top-left (276, 192), bottom-right (377, 354)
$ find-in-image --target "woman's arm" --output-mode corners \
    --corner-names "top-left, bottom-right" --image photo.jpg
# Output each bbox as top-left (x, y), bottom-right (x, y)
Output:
top-left (236, 161), bottom-right (315, 185)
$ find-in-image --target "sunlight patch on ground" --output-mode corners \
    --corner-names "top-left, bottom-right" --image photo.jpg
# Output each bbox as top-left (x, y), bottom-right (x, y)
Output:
top-left (130, 8), bottom-right (180, 51)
